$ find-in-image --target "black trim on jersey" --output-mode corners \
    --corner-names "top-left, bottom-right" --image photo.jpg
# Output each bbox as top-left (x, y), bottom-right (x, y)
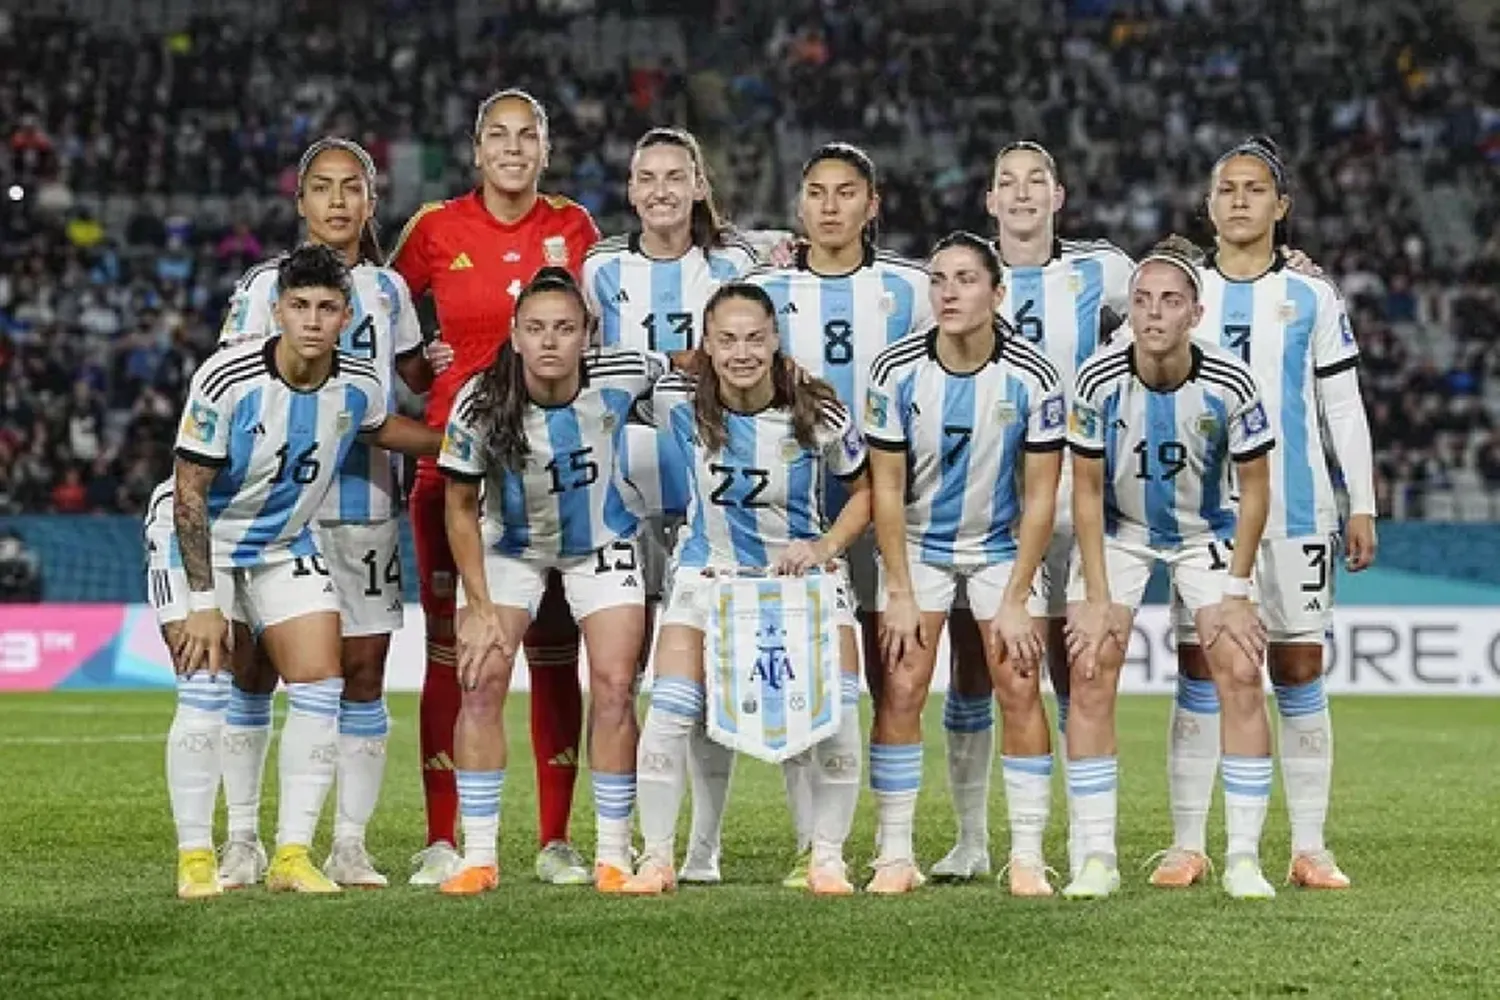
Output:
top-left (585, 234), bottom-right (631, 261)
top-left (174, 445), bottom-right (227, 469)
top-left (627, 231), bottom-right (692, 262)
top-left (795, 243), bottom-right (875, 278)
top-left (234, 255), bottom-right (284, 291)
top-left (1023, 438), bottom-right (1067, 453)
top-left (1314, 356), bottom-right (1359, 379)
top-left (1068, 441), bottom-right (1106, 459)
top-left (394, 343), bottom-right (424, 361)
top-left (438, 465), bottom-right (484, 485)
top-left (1099, 306), bottom-right (1125, 345)
top-left (869, 334), bottom-right (929, 385)
top-left (201, 355), bottom-right (265, 402)
top-left (1198, 355), bottom-right (1258, 402)
top-left (923, 325), bottom-right (1003, 377)
top-left (872, 250), bottom-right (928, 280)
top-left (1076, 351), bottom-right (1131, 401)
top-left (145, 487), bottom-right (174, 527)
top-left (1232, 439), bottom-right (1276, 463)
top-left (998, 335), bottom-right (1061, 390)
top-left (264, 337), bottom-right (343, 394)
top-left (866, 437), bottom-right (907, 453)
top-left (1204, 248), bottom-right (1286, 280)
top-left (1127, 343), bottom-right (1203, 394)
top-left (833, 455), bottom-right (869, 482)
top-left (995, 237), bottom-right (1064, 267)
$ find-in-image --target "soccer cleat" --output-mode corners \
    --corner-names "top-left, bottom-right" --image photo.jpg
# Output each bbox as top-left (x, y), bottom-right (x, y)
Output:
top-left (1147, 848), bottom-right (1211, 888)
top-left (807, 862), bottom-right (855, 896)
top-left (782, 848), bottom-right (813, 890)
top-left (323, 838), bottom-right (388, 888)
top-left (1222, 855), bottom-right (1276, 899)
top-left (408, 841), bottom-right (463, 886)
top-left (679, 838), bottom-right (722, 885)
top-left (866, 859), bottom-right (926, 895)
top-left (594, 861), bottom-right (632, 894)
top-left (177, 849), bottom-right (222, 900)
top-left (1001, 855), bottom-right (1055, 898)
top-left (217, 837), bottom-right (267, 890)
top-left (928, 843), bottom-right (992, 882)
top-left (266, 845), bottom-right (342, 894)
top-left (535, 840), bottom-right (591, 885)
top-left (439, 864), bottom-right (499, 896)
top-left (1062, 855), bottom-right (1121, 899)
top-left (620, 863), bottom-right (677, 895)
top-left (1288, 851), bottom-right (1351, 890)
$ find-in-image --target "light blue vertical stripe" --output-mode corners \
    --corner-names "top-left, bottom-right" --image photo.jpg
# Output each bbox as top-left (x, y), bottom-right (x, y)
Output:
top-left (1220, 280), bottom-right (1255, 362)
top-left (545, 406), bottom-right (592, 555)
top-left (1197, 393), bottom-right (1232, 539)
top-left (757, 582), bottom-right (787, 753)
top-left (1009, 267), bottom-right (1045, 347)
top-left (497, 465), bottom-right (531, 556)
top-left (675, 406), bottom-right (711, 566)
top-left (758, 274), bottom-right (794, 348)
top-left (234, 390), bottom-right (319, 562)
top-left (339, 382), bottom-right (372, 523)
top-left (1144, 390), bottom-right (1181, 549)
top-left (599, 392), bottom-right (639, 542)
top-left (706, 250), bottom-right (740, 282)
top-left (1283, 278), bottom-right (1318, 536)
top-left (206, 390), bottom-right (262, 527)
top-left (598, 257), bottom-right (623, 347)
top-left (785, 442), bottom-right (817, 541)
top-left (724, 414), bottom-right (768, 566)
top-left (985, 376), bottom-right (1027, 561)
top-left (1073, 258), bottom-right (1104, 370)
top-left (1101, 391), bottom-right (1121, 537)
top-left (921, 374), bottom-right (976, 563)
top-left (881, 270), bottom-right (915, 346)
top-left (820, 276), bottom-right (856, 411)
top-left (649, 258), bottom-right (688, 352)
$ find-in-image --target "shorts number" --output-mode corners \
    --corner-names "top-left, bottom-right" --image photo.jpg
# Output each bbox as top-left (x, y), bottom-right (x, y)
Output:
top-left (292, 554), bottom-right (330, 577)
top-left (1016, 300), bottom-right (1044, 344)
top-left (942, 424), bottom-right (972, 468)
top-left (593, 540), bottom-right (638, 574)
top-left (709, 464), bottom-right (771, 508)
top-left (360, 547), bottom-right (402, 597)
top-left (271, 443), bottom-right (322, 485)
top-left (1207, 538), bottom-right (1235, 571)
top-left (1133, 440), bottom-right (1188, 480)
top-left (545, 447), bottom-right (598, 494)
top-left (348, 315), bottom-right (376, 359)
top-left (823, 319), bottom-right (853, 366)
top-left (641, 312), bottom-right (694, 351)
top-left (1302, 542), bottom-right (1328, 593)
top-left (1224, 323), bottom-right (1251, 363)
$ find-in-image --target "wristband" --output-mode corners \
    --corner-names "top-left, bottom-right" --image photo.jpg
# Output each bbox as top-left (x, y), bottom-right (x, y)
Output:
top-left (188, 591), bottom-right (218, 613)
top-left (1222, 575), bottom-right (1251, 599)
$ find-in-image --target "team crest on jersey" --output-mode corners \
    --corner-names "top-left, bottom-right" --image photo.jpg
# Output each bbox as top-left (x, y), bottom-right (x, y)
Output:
top-left (1195, 413), bottom-right (1220, 438)
top-left (1040, 396), bottom-right (1065, 431)
top-left (335, 410), bottom-right (353, 435)
top-left (781, 437), bottom-right (804, 463)
top-left (1240, 402), bottom-right (1269, 436)
top-left (993, 400), bottom-right (1018, 426)
top-left (1069, 401), bottom-right (1097, 439)
top-left (543, 236), bottom-right (568, 266)
top-left (878, 291), bottom-right (896, 315)
top-left (601, 411), bottom-right (618, 434)
top-left (865, 389), bottom-right (888, 429)
top-left (1068, 271), bottom-right (1084, 294)
top-left (182, 401), bottom-right (218, 443)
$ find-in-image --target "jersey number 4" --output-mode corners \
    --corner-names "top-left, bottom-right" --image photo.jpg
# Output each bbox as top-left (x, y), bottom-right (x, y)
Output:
top-left (709, 464), bottom-right (771, 508)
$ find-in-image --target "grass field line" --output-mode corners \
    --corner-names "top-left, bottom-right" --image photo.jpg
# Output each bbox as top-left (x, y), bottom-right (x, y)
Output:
top-left (0, 732), bottom-right (162, 745)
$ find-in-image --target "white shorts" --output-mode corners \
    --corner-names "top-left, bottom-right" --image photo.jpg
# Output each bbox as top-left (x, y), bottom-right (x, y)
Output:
top-left (315, 520), bottom-right (405, 637)
top-left (876, 550), bottom-right (1027, 621)
top-left (457, 539), bottom-right (646, 620)
top-left (147, 556), bottom-right (341, 631)
top-left (663, 566), bottom-right (857, 632)
top-left (1174, 535), bottom-right (1332, 644)
top-left (1070, 535), bottom-right (1244, 615)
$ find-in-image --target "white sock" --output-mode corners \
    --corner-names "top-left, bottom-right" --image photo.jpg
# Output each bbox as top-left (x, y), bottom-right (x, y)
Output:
top-left (1001, 755), bottom-right (1052, 861)
top-left (1168, 675), bottom-right (1221, 853)
top-left (1222, 755), bottom-right (1273, 860)
top-left (1067, 756), bottom-right (1119, 866)
top-left (334, 698), bottom-right (389, 844)
top-left (810, 675), bottom-right (862, 869)
top-left (592, 771), bottom-right (635, 869)
top-left (222, 685), bottom-right (272, 842)
top-left (275, 678), bottom-right (342, 849)
top-left (686, 719), bottom-right (735, 861)
top-left (1056, 696), bottom-right (1081, 875)
top-left (943, 692), bottom-right (994, 852)
top-left (638, 678), bottom-right (701, 868)
top-left (167, 673), bottom-right (229, 851)
top-left (1275, 678), bottom-right (1332, 854)
top-left (457, 769), bottom-right (504, 867)
top-left (870, 743), bottom-right (922, 863)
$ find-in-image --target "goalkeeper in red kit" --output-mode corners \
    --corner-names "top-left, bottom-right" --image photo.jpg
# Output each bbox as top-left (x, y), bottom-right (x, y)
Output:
top-left (391, 89), bottom-right (601, 885)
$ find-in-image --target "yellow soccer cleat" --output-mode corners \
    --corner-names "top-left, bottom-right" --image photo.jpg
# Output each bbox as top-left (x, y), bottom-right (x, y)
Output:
top-left (782, 847), bottom-right (813, 890)
top-left (177, 849), bottom-right (222, 900)
top-left (266, 845), bottom-right (342, 894)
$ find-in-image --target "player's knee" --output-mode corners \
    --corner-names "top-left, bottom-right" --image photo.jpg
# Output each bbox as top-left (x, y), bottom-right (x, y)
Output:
top-left (588, 668), bottom-right (635, 725)
top-left (460, 675), bottom-right (506, 724)
top-left (341, 660), bottom-right (385, 702)
top-left (1176, 642), bottom-right (1213, 681)
top-left (1267, 643), bottom-right (1323, 686)
top-left (1066, 662), bottom-right (1119, 721)
top-left (992, 664), bottom-right (1041, 715)
top-left (879, 669), bottom-right (929, 721)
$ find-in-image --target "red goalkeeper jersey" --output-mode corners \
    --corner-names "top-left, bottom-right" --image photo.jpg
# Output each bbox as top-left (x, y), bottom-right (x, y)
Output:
top-left (390, 190), bottom-right (600, 432)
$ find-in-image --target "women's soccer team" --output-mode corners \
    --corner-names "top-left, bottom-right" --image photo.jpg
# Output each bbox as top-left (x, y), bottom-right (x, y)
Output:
top-left (151, 88), bottom-right (1378, 900)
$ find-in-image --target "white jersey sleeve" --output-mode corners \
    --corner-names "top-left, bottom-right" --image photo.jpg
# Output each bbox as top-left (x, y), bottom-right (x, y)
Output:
top-left (1312, 282), bottom-right (1360, 376)
top-left (175, 359), bottom-right (240, 466)
top-left (439, 376), bottom-right (486, 481)
top-left (388, 270), bottom-right (423, 358)
top-left (219, 260), bottom-right (281, 347)
top-left (1228, 389), bottom-right (1275, 461)
top-left (819, 400), bottom-right (868, 481)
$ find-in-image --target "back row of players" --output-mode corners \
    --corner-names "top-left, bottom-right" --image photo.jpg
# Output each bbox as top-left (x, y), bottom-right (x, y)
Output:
top-left (151, 87), bottom-right (1376, 900)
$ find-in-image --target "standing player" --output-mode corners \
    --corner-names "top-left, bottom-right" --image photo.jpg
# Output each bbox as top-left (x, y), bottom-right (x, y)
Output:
top-left (622, 283), bottom-right (870, 896)
top-left (434, 269), bottom-right (660, 895)
top-left (1150, 138), bottom-right (1377, 891)
top-left (213, 137), bottom-right (444, 889)
top-left (391, 89), bottom-right (602, 886)
top-left (1064, 237), bottom-right (1276, 899)
top-left (163, 245), bottom-right (439, 896)
top-left (863, 233), bottom-right (1065, 896)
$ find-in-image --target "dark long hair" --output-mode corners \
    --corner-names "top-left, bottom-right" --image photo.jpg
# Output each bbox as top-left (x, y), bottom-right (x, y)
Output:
top-left (692, 283), bottom-right (840, 453)
top-left (467, 267), bottom-right (590, 471)
top-left (800, 142), bottom-right (879, 253)
top-left (929, 230), bottom-right (1003, 287)
top-left (297, 137), bottom-right (385, 265)
top-left (633, 127), bottom-right (728, 251)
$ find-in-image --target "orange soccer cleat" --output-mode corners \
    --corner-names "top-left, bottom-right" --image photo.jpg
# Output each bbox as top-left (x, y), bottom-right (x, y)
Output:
top-left (439, 864), bottom-right (499, 896)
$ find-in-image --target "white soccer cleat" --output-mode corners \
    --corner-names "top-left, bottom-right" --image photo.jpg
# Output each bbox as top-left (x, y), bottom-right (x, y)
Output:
top-left (928, 843), bottom-right (992, 882)
top-left (217, 837), bottom-right (267, 890)
top-left (1222, 855), bottom-right (1276, 900)
top-left (679, 837), bottom-right (723, 885)
top-left (323, 838), bottom-right (389, 888)
top-left (1062, 854), bottom-right (1121, 899)
top-left (535, 840), bottom-right (591, 885)
top-left (408, 841), bottom-right (463, 886)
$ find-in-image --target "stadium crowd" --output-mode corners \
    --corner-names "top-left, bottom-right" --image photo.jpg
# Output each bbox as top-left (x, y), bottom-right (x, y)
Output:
top-left (0, 0), bottom-right (1496, 519)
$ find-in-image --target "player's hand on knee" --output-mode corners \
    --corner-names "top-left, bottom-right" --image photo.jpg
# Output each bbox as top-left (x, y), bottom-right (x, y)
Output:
top-left (991, 599), bottom-right (1041, 677)
top-left (179, 609), bottom-right (229, 678)
top-left (879, 593), bottom-right (925, 670)
top-left (1065, 600), bottom-right (1126, 682)
top-left (1201, 599), bottom-right (1266, 665)
top-left (457, 603), bottom-right (511, 692)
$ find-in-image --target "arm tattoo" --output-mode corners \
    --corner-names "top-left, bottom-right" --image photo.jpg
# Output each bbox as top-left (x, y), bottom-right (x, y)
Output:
top-left (174, 459), bottom-right (218, 593)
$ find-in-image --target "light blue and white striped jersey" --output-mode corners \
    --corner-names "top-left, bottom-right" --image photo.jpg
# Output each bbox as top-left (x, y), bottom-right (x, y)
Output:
top-left (864, 326), bottom-right (1066, 566)
top-left (1197, 255), bottom-right (1359, 540)
top-left (649, 372), bottom-right (868, 571)
top-left (582, 233), bottom-right (758, 352)
top-left (439, 348), bottom-right (663, 562)
top-left (220, 256), bottom-right (422, 524)
top-left (999, 238), bottom-right (1133, 387)
top-left (174, 339), bottom-right (387, 568)
top-left (1069, 341), bottom-right (1275, 550)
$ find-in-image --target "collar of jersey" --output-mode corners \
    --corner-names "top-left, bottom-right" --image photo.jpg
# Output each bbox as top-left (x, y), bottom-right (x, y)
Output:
top-left (994, 237), bottom-right (1064, 268)
top-left (924, 323), bottom-right (1003, 375)
top-left (795, 243), bottom-right (875, 277)
top-left (464, 188), bottom-right (544, 230)
top-left (628, 231), bottom-right (702, 263)
top-left (264, 336), bottom-right (339, 392)
top-left (1204, 246), bottom-right (1286, 281)
top-left (1127, 341), bottom-right (1203, 393)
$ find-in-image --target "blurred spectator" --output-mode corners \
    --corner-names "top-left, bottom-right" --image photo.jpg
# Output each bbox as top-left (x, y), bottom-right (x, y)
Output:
top-left (0, 529), bottom-right (42, 602)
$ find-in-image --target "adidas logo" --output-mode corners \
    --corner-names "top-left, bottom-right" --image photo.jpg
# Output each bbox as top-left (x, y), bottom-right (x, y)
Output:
top-left (324, 582), bottom-right (335, 593)
top-left (449, 252), bottom-right (474, 271)
top-left (386, 598), bottom-right (403, 614)
top-left (249, 422), bottom-right (266, 436)
top-left (612, 288), bottom-right (630, 304)
top-left (779, 302), bottom-right (798, 315)
top-left (548, 748), bottom-right (578, 767)
top-left (622, 574), bottom-right (639, 588)
top-left (1303, 597), bottom-right (1323, 612)
top-left (424, 752), bottom-right (455, 772)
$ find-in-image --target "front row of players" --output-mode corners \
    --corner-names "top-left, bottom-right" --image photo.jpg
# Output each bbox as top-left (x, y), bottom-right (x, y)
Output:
top-left (157, 233), bottom-right (1286, 899)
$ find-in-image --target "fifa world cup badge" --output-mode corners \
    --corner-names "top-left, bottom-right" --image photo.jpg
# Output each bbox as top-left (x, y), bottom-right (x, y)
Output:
top-left (543, 236), bottom-right (568, 266)
top-left (781, 437), bottom-right (803, 463)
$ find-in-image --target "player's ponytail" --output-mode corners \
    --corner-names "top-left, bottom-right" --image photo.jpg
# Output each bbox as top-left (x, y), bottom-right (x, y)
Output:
top-left (771, 350), bottom-right (841, 451)
top-left (634, 128), bottom-right (729, 250)
top-left (357, 219), bottom-right (386, 267)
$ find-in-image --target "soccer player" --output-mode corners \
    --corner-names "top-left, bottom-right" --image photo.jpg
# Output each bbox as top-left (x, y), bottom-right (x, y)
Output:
top-left (213, 137), bottom-right (447, 889)
top-left (164, 245), bottom-right (440, 896)
top-left (391, 89), bottom-right (602, 886)
top-left (864, 233), bottom-right (1065, 896)
top-left (1064, 236), bottom-right (1276, 900)
top-left (1150, 138), bottom-right (1377, 891)
top-left (622, 282), bottom-right (870, 896)
top-left (433, 269), bottom-right (660, 895)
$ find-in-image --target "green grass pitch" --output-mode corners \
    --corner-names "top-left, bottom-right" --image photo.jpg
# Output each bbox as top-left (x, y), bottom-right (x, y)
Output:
top-left (1, 692), bottom-right (1497, 998)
